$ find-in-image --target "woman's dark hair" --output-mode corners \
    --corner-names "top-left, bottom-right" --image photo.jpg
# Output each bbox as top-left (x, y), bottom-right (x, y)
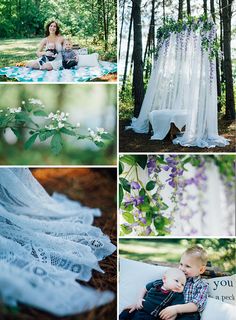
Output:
top-left (45, 21), bottom-right (60, 36)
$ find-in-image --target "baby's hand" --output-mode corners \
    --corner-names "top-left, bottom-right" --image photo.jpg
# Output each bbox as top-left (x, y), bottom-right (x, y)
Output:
top-left (136, 298), bottom-right (145, 309)
top-left (159, 306), bottom-right (177, 320)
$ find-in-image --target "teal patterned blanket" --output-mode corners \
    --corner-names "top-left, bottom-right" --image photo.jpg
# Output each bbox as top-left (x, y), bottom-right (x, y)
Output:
top-left (0, 61), bottom-right (117, 82)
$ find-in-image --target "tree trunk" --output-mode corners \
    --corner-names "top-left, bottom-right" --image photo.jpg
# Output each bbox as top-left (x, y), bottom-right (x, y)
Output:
top-left (144, 0), bottom-right (155, 79)
top-left (187, 0), bottom-right (191, 15)
top-left (210, 0), bottom-right (222, 111)
top-left (219, 0), bottom-right (225, 84)
top-left (102, 0), bottom-right (108, 50)
top-left (163, 0), bottom-right (165, 24)
top-left (178, 0), bottom-right (183, 20)
top-left (119, 0), bottom-right (126, 59)
top-left (222, 0), bottom-right (235, 119)
top-left (121, 4), bottom-right (133, 93)
top-left (133, 0), bottom-right (144, 117)
top-left (203, 0), bottom-right (207, 16)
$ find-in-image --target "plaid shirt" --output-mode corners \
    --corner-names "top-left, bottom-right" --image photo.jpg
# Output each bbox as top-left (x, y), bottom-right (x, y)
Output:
top-left (183, 276), bottom-right (209, 313)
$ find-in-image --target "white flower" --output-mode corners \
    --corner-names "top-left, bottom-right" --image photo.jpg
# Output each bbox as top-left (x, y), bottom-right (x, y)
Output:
top-left (76, 122), bottom-right (80, 127)
top-left (66, 113), bottom-right (69, 116)
top-left (96, 127), bottom-right (105, 134)
top-left (88, 129), bottom-right (96, 138)
top-left (21, 101), bottom-right (25, 105)
top-left (58, 122), bottom-right (64, 128)
top-left (45, 124), bottom-right (55, 130)
top-left (0, 110), bottom-right (3, 113)
top-left (94, 135), bottom-right (102, 142)
top-left (47, 112), bottom-right (54, 119)
top-left (9, 107), bottom-right (22, 114)
top-left (28, 98), bottom-right (42, 105)
top-left (97, 128), bottom-right (107, 134)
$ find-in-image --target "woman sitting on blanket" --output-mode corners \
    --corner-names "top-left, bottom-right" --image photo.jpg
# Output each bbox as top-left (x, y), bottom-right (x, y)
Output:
top-left (26, 20), bottom-right (64, 71)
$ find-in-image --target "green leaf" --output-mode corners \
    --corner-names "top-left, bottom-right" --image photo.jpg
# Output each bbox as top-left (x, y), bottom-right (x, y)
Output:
top-left (33, 110), bottom-right (48, 117)
top-left (156, 156), bottom-right (167, 164)
top-left (60, 127), bottom-right (76, 136)
top-left (101, 132), bottom-right (113, 140)
top-left (146, 211), bottom-right (153, 226)
top-left (139, 188), bottom-right (146, 197)
top-left (160, 203), bottom-right (169, 210)
top-left (0, 114), bottom-right (14, 127)
top-left (39, 130), bottom-right (55, 141)
top-left (94, 141), bottom-right (105, 147)
top-left (122, 212), bottom-right (135, 224)
top-left (119, 177), bottom-right (130, 193)
top-left (146, 180), bottom-right (156, 191)
top-left (139, 203), bottom-right (150, 212)
top-left (119, 155), bottom-right (135, 166)
top-left (15, 112), bottom-right (31, 123)
top-left (119, 184), bottom-right (124, 207)
top-left (153, 216), bottom-right (170, 232)
top-left (50, 132), bottom-right (63, 155)
top-left (11, 128), bottom-right (21, 139)
top-left (119, 161), bottom-right (124, 175)
top-left (120, 224), bottom-right (132, 235)
top-left (24, 133), bottom-right (38, 150)
top-left (124, 204), bottom-right (133, 212)
top-left (135, 155), bottom-right (147, 169)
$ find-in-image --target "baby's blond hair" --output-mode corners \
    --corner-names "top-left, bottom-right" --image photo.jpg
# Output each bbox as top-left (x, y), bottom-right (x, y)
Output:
top-left (183, 245), bottom-right (208, 266)
top-left (64, 38), bottom-right (72, 44)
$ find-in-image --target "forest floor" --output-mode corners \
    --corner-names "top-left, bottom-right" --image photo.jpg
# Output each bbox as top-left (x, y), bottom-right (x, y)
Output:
top-left (0, 38), bottom-right (117, 82)
top-left (119, 119), bottom-right (236, 153)
top-left (0, 168), bottom-right (117, 320)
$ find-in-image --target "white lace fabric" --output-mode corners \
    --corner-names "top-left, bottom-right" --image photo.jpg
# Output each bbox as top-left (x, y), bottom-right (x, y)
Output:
top-left (0, 168), bottom-right (116, 316)
top-left (128, 29), bottom-right (229, 148)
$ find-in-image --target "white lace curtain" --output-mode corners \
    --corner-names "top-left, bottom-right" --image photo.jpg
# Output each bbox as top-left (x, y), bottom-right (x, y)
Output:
top-left (0, 168), bottom-right (115, 316)
top-left (128, 27), bottom-right (229, 148)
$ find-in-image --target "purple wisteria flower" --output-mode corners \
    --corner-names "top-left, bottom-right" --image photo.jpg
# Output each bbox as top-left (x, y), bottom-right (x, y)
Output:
top-left (145, 226), bottom-right (152, 235)
top-left (124, 195), bottom-right (144, 207)
top-left (147, 156), bottom-right (157, 176)
top-left (130, 181), bottom-right (141, 190)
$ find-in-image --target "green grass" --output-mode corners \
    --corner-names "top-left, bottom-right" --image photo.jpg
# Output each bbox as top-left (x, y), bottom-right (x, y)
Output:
top-left (120, 239), bottom-right (184, 263)
top-left (119, 239), bottom-right (236, 274)
top-left (0, 38), bottom-right (40, 68)
top-left (0, 37), bottom-right (116, 69)
top-left (0, 142), bottom-right (116, 166)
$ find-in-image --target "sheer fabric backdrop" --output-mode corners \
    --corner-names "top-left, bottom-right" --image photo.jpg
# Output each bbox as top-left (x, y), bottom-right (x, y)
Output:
top-left (128, 27), bottom-right (229, 148)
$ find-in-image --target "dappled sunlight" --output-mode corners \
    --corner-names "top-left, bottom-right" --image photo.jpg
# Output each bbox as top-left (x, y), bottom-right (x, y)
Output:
top-left (119, 239), bottom-right (236, 274)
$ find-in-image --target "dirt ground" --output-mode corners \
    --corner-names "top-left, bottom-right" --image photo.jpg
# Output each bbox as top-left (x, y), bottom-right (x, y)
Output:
top-left (0, 168), bottom-right (117, 320)
top-left (119, 119), bottom-right (236, 153)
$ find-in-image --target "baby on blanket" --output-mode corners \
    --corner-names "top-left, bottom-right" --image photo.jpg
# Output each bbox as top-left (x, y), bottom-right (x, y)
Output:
top-left (62, 39), bottom-right (78, 69)
top-left (38, 43), bottom-right (58, 67)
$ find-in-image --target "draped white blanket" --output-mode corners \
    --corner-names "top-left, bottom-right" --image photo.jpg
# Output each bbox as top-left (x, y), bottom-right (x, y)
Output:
top-left (128, 29), bottom-right (229, 148)
top-left (0, 168), bottom-right (116, 316)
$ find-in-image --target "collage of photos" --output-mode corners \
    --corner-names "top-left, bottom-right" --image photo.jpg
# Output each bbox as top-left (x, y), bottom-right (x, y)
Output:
top-left (0, 1), bottom-right (235, 320)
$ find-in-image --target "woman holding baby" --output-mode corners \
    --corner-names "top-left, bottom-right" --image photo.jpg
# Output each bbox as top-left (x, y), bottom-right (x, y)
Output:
top-left (26, 20), bottom-right (64, 70)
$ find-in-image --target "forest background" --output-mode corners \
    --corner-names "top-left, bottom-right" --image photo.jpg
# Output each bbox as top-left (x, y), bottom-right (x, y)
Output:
top-left (0, 0), bottom-right (117, 69)
top-left (119, 0), bottom-right (236, 152)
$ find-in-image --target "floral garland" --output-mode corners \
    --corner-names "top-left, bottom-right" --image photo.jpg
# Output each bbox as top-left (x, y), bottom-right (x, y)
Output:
top-left (0, 99), bottom-right (112, 155)
top-left (156, 15), bottom-right (220, 61)
top-left (119, 155), bottom-right (235, 236)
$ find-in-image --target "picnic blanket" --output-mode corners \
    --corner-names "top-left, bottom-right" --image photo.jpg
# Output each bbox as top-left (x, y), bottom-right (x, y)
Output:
top-left (0, 61), bottom-right (117, 82)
